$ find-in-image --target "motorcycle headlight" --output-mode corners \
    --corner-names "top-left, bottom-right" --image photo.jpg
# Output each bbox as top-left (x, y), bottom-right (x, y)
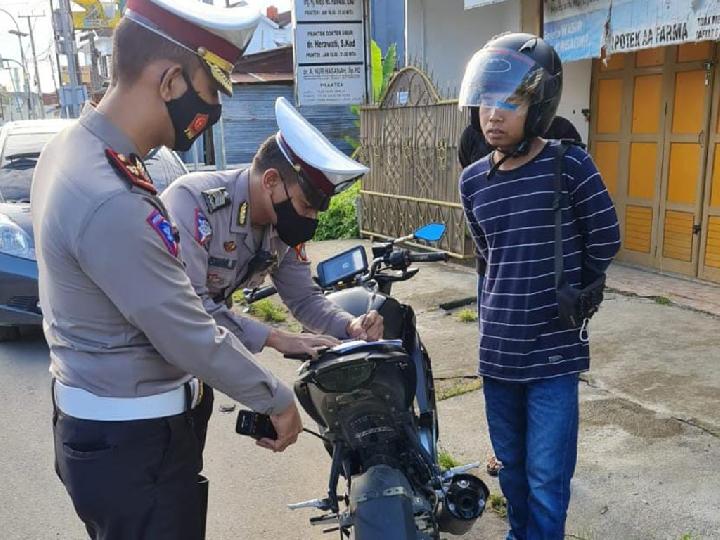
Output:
top-left (0, 214), bottom-right (35, 260)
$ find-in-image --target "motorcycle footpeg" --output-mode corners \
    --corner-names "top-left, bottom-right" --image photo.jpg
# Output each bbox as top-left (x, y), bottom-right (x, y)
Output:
top-left (309, 513), bottom-right (339, 526)
top-left (442, 462), bottom-right (481, 481)
top-left (288, 498), bottom-right (331, 511)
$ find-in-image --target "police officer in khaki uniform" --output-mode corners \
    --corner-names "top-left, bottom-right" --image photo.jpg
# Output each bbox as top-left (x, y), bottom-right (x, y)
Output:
top-left (30, 1), bottom-right (302, 538)
top-left (161, 97), bottom-right (383, 359)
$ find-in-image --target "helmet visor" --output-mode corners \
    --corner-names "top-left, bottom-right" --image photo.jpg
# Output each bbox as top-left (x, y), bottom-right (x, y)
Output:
top-left (459, 48), bottom-right (545, 110)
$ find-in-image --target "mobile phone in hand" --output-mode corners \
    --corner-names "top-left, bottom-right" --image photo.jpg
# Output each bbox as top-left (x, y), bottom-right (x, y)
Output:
top-left (235, 410), bottom-right (278, 440)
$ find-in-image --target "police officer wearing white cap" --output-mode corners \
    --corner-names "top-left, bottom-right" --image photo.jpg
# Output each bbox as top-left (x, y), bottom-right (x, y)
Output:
top-left (31, 1), bottom-right (304, 538)
top-left (161, 98), bottom-right (383, 364)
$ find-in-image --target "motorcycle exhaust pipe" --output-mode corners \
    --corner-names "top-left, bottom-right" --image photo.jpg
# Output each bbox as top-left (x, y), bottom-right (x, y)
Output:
top-left (437, 473), bottom-right (490, 536)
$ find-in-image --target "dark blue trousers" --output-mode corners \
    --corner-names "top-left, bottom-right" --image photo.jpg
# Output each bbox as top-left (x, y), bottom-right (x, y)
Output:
top-left (483, 374), bottom-right (579, 540)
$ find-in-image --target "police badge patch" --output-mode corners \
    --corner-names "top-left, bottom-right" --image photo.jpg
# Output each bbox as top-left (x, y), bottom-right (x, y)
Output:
top-left (195, 208), bottom-right (213, 246)
top-left (201, 187), bottom-right (231, 213)
top-left (147, 209), bottom-right (179, 257)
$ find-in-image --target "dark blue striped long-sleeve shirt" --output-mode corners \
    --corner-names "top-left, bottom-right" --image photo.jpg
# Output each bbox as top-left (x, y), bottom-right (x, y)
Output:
top-left (460, 141), bottom-right (621, 381)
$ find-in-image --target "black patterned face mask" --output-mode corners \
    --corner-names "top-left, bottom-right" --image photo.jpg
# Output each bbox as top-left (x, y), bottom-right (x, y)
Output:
top-left (164, 71), bottom-right (222, 152)
top-left (272, 180), bottom-right (318, 247)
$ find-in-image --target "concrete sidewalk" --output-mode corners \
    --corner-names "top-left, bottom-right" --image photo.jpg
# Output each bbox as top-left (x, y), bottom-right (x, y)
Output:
top-left (606, 263), bottom-right (720, 317)
top-left (307, 238), bottom-right (720, 316)
top-left (301, 240), bottom-right (720, 539)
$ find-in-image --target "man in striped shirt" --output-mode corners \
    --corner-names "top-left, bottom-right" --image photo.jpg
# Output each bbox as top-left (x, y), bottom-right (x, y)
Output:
top-left (458, 33), bottom-right (620, 540)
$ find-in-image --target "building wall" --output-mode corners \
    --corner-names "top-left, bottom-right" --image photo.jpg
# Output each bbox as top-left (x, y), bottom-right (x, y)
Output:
top-left (222, 84), bottom-right (358, 164)
top-left (371, 0), bottom-right (406, 66)
top-left (405, 0), bottom-right (521, 94)
top-left (588, 42), bottom-right (720, 283)
top-left (558, 59), bottom-right (592, 143)
top-left (405, 0), bottom-right (592, 139)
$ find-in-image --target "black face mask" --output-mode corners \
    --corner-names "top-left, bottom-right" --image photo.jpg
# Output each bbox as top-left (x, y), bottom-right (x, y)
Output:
top-left (272, 181), bottom-right (318, 247)
top-left (164, 71), bottom-right (222, 152)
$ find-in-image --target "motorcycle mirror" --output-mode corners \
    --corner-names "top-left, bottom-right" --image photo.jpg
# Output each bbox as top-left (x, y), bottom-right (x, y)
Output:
top-left (414, 223), bottom-right (446, 243)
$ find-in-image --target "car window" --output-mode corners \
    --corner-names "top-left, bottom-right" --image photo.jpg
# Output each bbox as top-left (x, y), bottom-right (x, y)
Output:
top-left (144, 147), bottom-right (188, 193)
top-left (0, 134), bottom-right (186, 202)
top-left (0, 132), bottom-right (56, 202)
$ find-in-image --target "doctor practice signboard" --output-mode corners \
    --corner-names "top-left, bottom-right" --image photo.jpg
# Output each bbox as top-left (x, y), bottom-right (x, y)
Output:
top-left (294, 0), bottom-right (370, 106)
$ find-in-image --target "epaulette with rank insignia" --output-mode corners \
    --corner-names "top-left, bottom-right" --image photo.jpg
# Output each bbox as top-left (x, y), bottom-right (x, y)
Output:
top-left (105, 149), bottom-right (157, 195)
top-left (201, 187), bottom-right (231, 213)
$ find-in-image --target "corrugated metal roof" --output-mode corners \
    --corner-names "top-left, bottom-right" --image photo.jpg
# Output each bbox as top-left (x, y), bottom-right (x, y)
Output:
top-left (231, 73), bottom-right (293, 84)
top-left (233, 46), bottom-right (293, 76)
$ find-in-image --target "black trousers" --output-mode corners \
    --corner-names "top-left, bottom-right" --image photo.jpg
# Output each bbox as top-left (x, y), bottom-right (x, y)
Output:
top-left (52, 384), bottom-right (214, 540)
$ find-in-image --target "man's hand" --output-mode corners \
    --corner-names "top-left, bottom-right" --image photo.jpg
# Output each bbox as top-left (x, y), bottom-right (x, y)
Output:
top-left (256, 402), bottom-right (303, 452)
top-left (347, 310), bottom-right (384, 341)
top-left (266, 328), bottom-right (339, 358)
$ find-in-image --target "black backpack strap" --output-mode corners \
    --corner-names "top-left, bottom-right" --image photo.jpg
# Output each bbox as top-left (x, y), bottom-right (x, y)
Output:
top-left (553, 141), bottom-right (572, 289)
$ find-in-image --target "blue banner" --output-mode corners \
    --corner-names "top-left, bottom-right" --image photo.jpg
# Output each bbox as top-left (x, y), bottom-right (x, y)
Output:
top-left (545, 0), bottom-right (720, 60)
top-left (607, 0), bottom-right (720, 54)
top-left (545, 8), bottom-right (609, 62)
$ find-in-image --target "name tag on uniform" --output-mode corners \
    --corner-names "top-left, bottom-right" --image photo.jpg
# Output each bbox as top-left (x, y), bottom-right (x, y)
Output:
top-left (208, 256), bottom-right (236, 270)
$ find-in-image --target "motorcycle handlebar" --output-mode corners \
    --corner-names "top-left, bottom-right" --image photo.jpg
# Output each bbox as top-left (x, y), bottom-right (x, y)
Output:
top-left (407, 251), bottom-right (448, 263)
top-left (244, 285), bottom-right (277, 303)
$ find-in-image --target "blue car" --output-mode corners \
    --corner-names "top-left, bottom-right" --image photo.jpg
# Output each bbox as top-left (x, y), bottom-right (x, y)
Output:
top-left (0, 119), bottom-right (189, 341)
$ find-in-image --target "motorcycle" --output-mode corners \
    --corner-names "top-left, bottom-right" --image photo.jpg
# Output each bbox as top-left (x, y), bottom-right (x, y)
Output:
top-left (241, 224), bottom-right (490, 539)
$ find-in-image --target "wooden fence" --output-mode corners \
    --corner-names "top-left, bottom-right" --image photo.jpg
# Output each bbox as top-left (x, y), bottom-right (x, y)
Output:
top-left (357, 67), bottom-right (472, 258)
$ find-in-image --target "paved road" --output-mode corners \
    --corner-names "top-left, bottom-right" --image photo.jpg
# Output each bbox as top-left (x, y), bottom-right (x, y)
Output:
top-left (0, 330), bottom-right (343, 540)
top-left (0, 329), bottom-right (507, 540)
top-left (3, 241), bottom-right (720, 539)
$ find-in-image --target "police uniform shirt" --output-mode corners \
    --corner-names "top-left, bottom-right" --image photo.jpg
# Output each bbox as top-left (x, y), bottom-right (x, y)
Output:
top-left (30, 105), bottom-right (293, 414)
top-left (160, 169), bottom-right (353, 353)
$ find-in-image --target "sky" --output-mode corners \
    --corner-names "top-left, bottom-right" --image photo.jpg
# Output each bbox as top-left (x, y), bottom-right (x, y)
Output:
top-left (0, 0), bottom-right (291, 95)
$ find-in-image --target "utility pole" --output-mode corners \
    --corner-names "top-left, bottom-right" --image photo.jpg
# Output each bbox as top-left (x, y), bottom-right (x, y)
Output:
top-left (0, 7), bottom-right (32, 119)
top-left (19, 14), bottom-right (46, 119)
top-left (61, 0), bottom-right (81, 90)
top-left (1, 59), bottom-right (30, 120)
top-left (49, 0), bottom-right (63, 114)
top-left (80, 31), bottom-right (101, 96)
top-left (8, 29), bottom-right (32, 118)
top-left (51, 0), bottom-right (83, 117)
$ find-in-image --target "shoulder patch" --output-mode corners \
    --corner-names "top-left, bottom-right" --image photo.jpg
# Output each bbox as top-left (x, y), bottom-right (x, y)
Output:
top-left (106, 149), bottom-right (156, 194)
top-left (195, 208), bottom-right (213, 246)
top-left (201, 187), bottom-right (231, 214)
top-left (147, 209), bottom-right (179, 257)
top-left (294, 243), bottom-right (308, 262)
